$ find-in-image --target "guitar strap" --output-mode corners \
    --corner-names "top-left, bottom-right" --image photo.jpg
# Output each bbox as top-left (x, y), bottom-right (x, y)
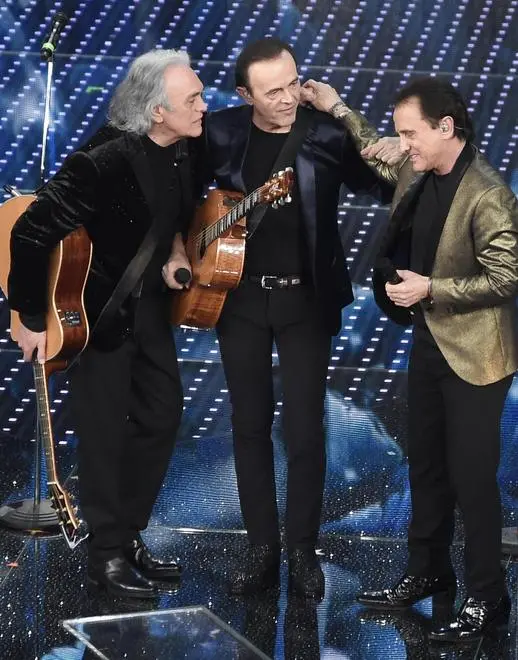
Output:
top-left (89, 147), bottom-right (192, 343)
top-left (246, 108), bottom-right (314, 240)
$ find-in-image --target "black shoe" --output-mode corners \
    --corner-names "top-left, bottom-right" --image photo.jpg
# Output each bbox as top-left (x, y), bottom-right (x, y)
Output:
top-left (229, 543), bottom-right (280, 595)
top-left (123, 534), bottom-right (182, 580)
top-left (357, 574), bottom-right (456, 610)
top-left (428, 594), bottom-right (511, 643)
top-left (288, 548), bottom-right (325, 600)
top-left (87, 556), bottom-right (157, 599)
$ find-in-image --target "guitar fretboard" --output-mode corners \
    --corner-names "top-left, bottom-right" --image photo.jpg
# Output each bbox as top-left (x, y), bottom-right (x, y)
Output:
top-left (196, 188), bottom-right (263, 252)
top-left (33, 362), bottom-right (57, 483)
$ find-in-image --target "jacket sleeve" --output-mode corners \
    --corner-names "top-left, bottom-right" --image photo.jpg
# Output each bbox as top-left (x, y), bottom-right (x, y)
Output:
top-left (8, 151), bottom-right (99, 317)
top-left (431, 185), bottom-right (518, 308)
top-left (339, 107), bottom-right (407, 186)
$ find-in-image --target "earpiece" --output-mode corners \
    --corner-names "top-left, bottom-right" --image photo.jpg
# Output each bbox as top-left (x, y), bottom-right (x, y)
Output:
top-left (440, 123), bottom-right (448, 133)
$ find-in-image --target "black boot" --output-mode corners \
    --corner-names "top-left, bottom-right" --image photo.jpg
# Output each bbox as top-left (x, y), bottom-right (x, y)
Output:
top-left (123, 533), bottom-right (181, 580)
top-left (428, 593), bottom-right (511, 643)
top-left (87, 556), bottom-right (157, 599)
top-left (357, 574), bottom-right (457, 609)
top-left (229, 543), bottom-right (280, 595)
top-left (288, 548), bottom-right (325, 600)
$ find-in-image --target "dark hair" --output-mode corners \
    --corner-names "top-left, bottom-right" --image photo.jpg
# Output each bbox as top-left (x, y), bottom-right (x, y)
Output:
top-left (394, 77), bottom-right (475, 142)
top-left (235, 37), bottom-right (297, 90)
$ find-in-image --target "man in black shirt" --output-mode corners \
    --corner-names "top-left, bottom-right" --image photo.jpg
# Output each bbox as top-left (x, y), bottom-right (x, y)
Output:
top-left (202, 38), bottom-right (396, 599)
top-left (355, 78), bottom-right (518, 643)
top-left (8, 49), bottom-right (207, 598)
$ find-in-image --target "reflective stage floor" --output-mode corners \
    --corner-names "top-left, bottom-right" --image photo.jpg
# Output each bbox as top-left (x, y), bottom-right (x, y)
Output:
top-left (0, 526), bottom-right (517, 659)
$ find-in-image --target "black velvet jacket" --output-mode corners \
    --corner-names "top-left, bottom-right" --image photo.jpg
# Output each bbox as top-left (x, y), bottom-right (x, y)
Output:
top-left (202, 105), bottom-right (394, 335)
top-left (8, 126), bottom-right (195, 348)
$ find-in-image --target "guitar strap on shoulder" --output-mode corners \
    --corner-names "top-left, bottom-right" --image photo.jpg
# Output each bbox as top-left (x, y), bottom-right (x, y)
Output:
top-left (246, 108), bottom-right (314, 240)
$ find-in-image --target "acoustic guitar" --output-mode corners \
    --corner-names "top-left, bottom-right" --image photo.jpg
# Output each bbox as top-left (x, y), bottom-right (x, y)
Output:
top-left (0, 194), bottom-right (91, 548)
top-left (171, 168), bottom-right (294, 328)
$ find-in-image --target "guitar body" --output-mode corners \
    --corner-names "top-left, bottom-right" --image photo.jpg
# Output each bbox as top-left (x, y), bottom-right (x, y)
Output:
top-left (0, 193), bottom-right (91, 548)
top-left (0, 194), bottom-right (92, 362)
top-left (171, 188), bottom-right (247, 328)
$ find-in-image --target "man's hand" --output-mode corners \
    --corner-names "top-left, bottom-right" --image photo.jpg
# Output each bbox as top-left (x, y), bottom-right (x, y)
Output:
top-left (162, 234), bottom-right (192, 290)
top-left (16, 324), bottom-right (46, 363)
top-left (386, 270), bottom-right (430, 307)
top-left (300, 79), bottom-right (343, 113)
top-left (361, 137), bottom-right (404, 166)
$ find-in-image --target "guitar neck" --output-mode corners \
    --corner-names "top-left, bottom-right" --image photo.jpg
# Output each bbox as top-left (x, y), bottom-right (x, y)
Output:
top-left (32, 362), bottom-right (58, 485)
top-left (197, 186), bottom-right (264, 251)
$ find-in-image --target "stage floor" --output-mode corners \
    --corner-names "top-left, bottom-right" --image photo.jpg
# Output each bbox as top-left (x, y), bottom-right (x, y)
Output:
top-left (0, 526), bottom-right (516, 659)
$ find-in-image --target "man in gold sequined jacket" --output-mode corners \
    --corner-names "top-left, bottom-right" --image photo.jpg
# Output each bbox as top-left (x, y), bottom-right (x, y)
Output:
top-left (304, 76), bottom-right (518, 643)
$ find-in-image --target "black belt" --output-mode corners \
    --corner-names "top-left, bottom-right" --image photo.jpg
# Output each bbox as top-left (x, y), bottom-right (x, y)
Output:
top-left (242, 274), bottom-right (305, 290)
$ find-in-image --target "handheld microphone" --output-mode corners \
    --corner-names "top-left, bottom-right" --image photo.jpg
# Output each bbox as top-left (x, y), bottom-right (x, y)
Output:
top-left (40, 12), bottom-right (69, 62)
top-left (376, 257), bottom-right (403, 285)
top-left (376, 258), bottom-right (416, 315)
top-left (174, 268), bottom-right (192, 286)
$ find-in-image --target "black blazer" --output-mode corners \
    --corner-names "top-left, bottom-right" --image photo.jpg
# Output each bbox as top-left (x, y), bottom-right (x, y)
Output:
top-left (202, 105), bottom-right (394, 335)
top-left (8, 127), bottom-right (195, 348)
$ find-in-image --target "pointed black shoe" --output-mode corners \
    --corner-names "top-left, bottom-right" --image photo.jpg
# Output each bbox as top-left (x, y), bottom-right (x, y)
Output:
top-left (357, 574), bottom-right (456, 610)
top-left (229, 543), bottom-right (280, 595)
top-left (123, 534), bottom-right (182, 580)
top-left (87, 556), bottom-right (157, 599)
top-left (428, 594), bottom-right (511, 643)
top-left (288, 548), bottom-right (325, 600)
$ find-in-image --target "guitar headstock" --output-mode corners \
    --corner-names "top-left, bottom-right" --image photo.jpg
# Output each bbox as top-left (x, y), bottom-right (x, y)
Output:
top-left (260, 167), bottom-right (294, 208)
top-left (49, 482), bottom-right (89, 550)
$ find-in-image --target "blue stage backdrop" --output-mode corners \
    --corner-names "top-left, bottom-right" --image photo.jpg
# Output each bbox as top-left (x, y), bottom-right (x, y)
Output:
top-left (0, 0), bottom-right (517, 539)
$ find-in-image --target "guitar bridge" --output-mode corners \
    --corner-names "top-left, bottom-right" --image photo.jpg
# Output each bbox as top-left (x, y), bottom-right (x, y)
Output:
top-left (60, 310), bottom-right (81, 327)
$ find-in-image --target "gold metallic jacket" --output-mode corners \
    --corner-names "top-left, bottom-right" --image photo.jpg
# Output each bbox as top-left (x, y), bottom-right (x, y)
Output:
top-left (341, 108), bottom-right (518, 385)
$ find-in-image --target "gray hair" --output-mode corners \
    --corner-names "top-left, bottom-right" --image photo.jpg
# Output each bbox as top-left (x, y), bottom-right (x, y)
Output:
top-left (108, 49), bottom-right (191, 135)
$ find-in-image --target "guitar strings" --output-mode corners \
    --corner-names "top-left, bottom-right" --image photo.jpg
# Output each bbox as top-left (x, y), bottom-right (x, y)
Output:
top-left (195, 186), bottom-right (266, 250)
top-left (195, 170), bottom-right (289, 250)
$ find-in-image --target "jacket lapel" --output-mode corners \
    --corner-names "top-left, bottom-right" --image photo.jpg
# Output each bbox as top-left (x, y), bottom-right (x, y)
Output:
top-left (297, 140), bottom-right (317, 266)
top-left (123, 133), bottom-right (157, 220)
top-left (229, 105), bottom-right (253, 193)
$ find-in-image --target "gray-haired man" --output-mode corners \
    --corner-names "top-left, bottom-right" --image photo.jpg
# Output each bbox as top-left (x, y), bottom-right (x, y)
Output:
top-left (8, 49), bottom-right (206, 598)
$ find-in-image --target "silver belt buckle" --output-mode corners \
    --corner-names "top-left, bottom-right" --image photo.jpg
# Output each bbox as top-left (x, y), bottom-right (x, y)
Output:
top-left (260, 275), bottom-right (275, 289)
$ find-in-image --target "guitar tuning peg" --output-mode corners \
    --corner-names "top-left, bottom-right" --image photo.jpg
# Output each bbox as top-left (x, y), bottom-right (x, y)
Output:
top-left (73, 506), bottom-right (79, 515)
top-left (278, 198), bottom-right (285, 206)
top-left (285, 194), bottom-right (292, 203)
top-left (272, 201), bottom-right (278, 210)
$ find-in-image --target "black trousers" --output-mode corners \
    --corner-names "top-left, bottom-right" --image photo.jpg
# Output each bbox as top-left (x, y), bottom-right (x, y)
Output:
top-left (216, 282), bottom-right (332, 549)
top-left (406, 327), bottom-right (512, 601)
top-left (69, 295), bottom-right (183, 560)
